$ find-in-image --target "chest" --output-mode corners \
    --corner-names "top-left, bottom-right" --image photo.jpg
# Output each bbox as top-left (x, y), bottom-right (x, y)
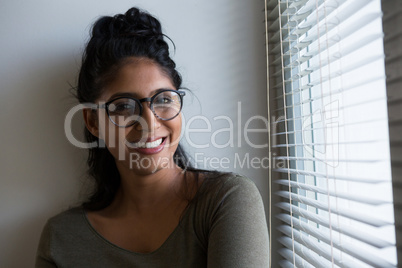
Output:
top-left (54, 209), bottom-right (208, 268)
top-left (104, 215), bottom-right (181, 253)
top-left (87, 204), bottom-right (190, 253)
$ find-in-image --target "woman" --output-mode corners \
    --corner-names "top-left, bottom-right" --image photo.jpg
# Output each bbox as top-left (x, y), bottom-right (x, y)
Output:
top-left (36, 7), bottom-right (269, 267)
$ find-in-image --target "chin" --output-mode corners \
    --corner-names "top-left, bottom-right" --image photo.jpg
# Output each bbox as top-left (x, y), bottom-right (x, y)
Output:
top-left (131, 166), bottom-right (160, 176)
top-left (126, 152), bottom-right (173, 175)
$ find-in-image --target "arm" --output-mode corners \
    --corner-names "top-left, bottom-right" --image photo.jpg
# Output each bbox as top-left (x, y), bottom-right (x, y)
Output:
top-left (35, 220), bottom-right (57, 268)
top-left (207, 176), bottom-right (269, 268)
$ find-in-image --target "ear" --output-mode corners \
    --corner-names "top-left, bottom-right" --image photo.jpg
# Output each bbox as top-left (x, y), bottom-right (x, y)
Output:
top-left (83, 108), bottom-right (99, 138)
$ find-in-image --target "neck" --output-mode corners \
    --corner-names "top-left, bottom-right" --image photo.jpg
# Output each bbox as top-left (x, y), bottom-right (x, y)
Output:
top-left (110, 161), bottom-right (185, 215)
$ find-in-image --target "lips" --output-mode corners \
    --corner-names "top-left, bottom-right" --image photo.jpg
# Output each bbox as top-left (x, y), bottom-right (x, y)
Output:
top-left (128, 137), bottom-right (167, 155)
top-left (131, 138), bottom-right (163, 149)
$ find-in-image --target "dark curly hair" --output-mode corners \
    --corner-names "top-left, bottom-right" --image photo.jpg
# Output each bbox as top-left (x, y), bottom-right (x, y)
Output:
top-left (76, 7), bottom-right (192, 210)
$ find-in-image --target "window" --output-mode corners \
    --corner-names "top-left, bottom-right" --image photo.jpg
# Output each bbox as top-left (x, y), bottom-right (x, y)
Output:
top-left (265, 0), bottom-right (399, 266)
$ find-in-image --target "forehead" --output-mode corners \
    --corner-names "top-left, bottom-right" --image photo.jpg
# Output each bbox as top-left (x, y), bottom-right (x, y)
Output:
top-left (100, 58), bottom-right (175, 100)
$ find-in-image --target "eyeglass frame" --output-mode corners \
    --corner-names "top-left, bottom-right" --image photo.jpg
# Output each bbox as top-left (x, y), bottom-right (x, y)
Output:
top-left (97, 89), bottom-right (186, 128)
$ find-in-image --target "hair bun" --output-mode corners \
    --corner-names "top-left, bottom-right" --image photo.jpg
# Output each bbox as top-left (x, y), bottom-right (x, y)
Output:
top-left (92, 7), bottom-right (163, 39)
top-left (125, 8), bottom-right (162, 35)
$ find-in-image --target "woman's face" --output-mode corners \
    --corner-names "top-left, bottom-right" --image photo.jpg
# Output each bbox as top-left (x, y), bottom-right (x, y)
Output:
top-left (95, 58), bottom-right (182, 175)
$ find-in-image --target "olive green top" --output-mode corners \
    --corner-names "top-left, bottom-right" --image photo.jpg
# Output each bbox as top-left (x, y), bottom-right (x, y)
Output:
top-left (35, 174), bottom-right (269, 268)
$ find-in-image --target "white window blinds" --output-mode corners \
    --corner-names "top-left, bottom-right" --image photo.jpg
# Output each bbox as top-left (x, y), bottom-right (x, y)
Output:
top-left (265, 0), bottom-right (398, 267)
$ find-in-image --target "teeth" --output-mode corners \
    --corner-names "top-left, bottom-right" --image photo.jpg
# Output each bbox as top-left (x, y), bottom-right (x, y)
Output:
top-left (131, 138), bottom-right (163, 149)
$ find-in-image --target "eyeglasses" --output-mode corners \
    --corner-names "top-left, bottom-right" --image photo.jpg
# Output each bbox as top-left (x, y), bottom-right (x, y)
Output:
top-left (98, 89), bottom-right (185, 127)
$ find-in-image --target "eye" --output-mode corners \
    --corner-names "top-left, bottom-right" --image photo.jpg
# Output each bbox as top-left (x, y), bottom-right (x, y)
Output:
top-left (154, 95), bottom-right (174, 105)
top-left (108, 100), bottom-right (137, 115)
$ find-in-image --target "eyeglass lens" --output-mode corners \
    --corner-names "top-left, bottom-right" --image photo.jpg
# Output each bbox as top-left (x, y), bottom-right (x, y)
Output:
top-left (107, 90), bottom-right (182, 127)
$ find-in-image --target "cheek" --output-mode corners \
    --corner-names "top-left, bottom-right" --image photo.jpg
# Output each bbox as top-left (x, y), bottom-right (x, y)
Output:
top-left (96, 109), bottom-right (109, 140)
top-left (102, 124), bottom-right (133, 162)
top-left (167, 116), bottom-right (182, 147)
top-left (98, 114), bottom-right (130, 147)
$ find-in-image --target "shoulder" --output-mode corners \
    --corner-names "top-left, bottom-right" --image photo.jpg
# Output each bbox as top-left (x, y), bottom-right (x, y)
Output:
top-left (47, 206), bottom-right (84, 224)
top-left (43, 206), bottom-right (87, 236)
top-left (193, 172), bottom-right (269, 267)
top-left (199, 171), bottom-right (261, 199)
top-left (36, 207), bottom-right (88, 262)
top-left (198, 174), bottom-right (269, 267)
top-left (193, 171), bottom-right (263, 214)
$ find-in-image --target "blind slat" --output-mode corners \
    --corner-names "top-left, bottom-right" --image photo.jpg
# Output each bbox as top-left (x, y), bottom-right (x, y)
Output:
top-left (273, 168), bottom-right (389, 183)
top-left (275, 179), bottom-right (391, 205)
top-left (272, 139), bottom-right (383, 149)
top-left (278, 222), bottom-right (394, 267)
top-left (267, 0), bottom-right (311, 33)
top-left (278, 227), bottom-right (349, 267)
top-left (276, 191), bottom-right (393, 226)
top-left (266, 0), bottom-right (278, 9)
top-left (279, 0), bottom-right (344, 44)
top-left (272, 73), bottom-right (384, 102)
top-left (278, 260), bottom-right (295, 268)
top-left (275, 0), bottom-right (325, 40)
top-left (274, 156), bottom-right (383, 163)
top-left (278, 0), bottom-right (373, 56)
top-left (273, 95), bottom-right (386, 114)
top-left (277, 202), bottom-right (394, 248)
top-left (278, 248), bottom-right (318, 268)
top-left (272, 30), bottom-right (382, 83)
top-left (283, 12), bottom-right (382, 58)
top-left (278, 32), bottom-right (383, 82)
top-left (272, 54), bottom-right (384, 91)
top-left (272, 117), bottom-right (388, 137)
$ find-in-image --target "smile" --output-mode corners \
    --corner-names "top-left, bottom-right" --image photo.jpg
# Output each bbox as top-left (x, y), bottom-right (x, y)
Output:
top-left (130, 138), bottom-right (163, 149)
top-left (126, 137), bottom-right (167, 155)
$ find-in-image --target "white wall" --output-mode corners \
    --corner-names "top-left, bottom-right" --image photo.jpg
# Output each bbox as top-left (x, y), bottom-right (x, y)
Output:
top-left (0, 1), bottom-right (268, 267)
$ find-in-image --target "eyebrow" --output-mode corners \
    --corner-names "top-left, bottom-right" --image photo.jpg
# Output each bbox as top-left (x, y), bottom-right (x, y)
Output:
top-left (107, 87), bottom-right (176, 101)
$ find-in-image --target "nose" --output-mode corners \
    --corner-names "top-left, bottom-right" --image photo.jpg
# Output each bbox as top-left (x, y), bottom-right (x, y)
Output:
top-left (135, 102), bottom-right (160, 132)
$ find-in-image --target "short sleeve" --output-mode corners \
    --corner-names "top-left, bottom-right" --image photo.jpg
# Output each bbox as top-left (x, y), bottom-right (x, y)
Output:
top-left (35, 220), bottom-right (57, 268)
top-left (207, 175), bottom-right (269, 267)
